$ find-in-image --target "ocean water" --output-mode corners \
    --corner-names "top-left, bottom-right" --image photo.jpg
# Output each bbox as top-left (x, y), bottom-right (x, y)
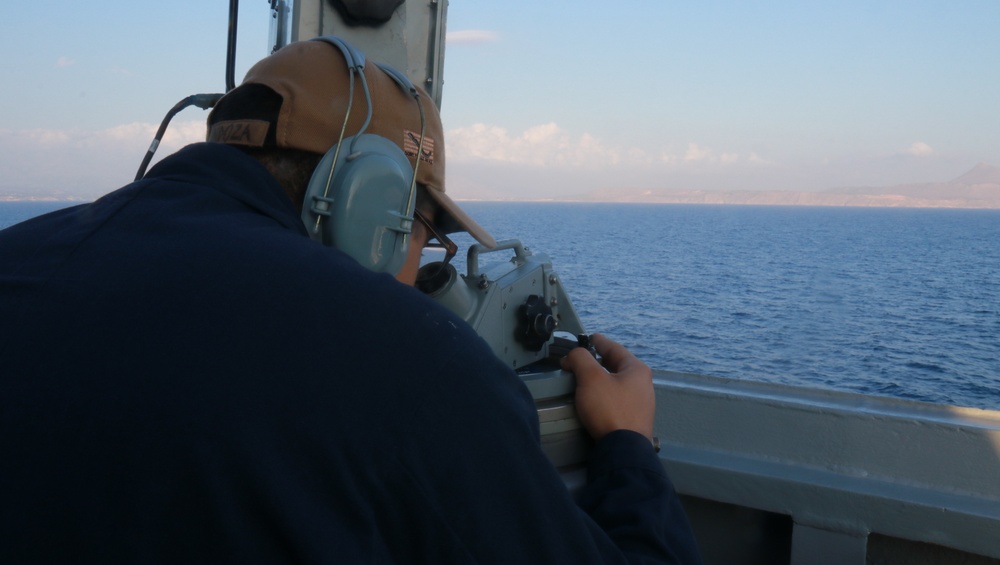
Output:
top-left (3, 201), bottom-right (999, 410)
top-left (452, 202), bottom-right (1000, 411)
top-left (0, 202), bottom-right (79, 229)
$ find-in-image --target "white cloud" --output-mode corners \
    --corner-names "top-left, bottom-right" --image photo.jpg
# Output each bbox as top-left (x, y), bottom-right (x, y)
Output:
top-left (446, 30), bottom-right (499, 45)
top-left (95, 120), bottom-right (205, 149)
top-left (447, 122), bottom-right (631, 168)
top-left (442, 121), bottom-right (799, 199)
top-left (55, 56), bottom-right (75, 68)
top-left (906, 141), bottom-right (934, 157)
top-left (0, 120), bottom-right (208, 198)
top-left (99, 122), bottom-right (155, 143)
top-left (658, 150), bottom-right (679, 165)
top-left (23, 129), bottom-right (72, 145)
top-left (683, 142), bottom-right (712, 162)
top-left (445, 122), bottom-right (778, 175)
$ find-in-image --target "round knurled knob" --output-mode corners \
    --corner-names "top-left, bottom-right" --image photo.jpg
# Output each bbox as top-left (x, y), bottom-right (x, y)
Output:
top-left (519, 295), bottom-right (556, 351)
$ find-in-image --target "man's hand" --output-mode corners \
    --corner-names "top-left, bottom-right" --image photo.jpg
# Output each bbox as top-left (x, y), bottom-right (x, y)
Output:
top-left (560, 334), bottom-right (655, 442)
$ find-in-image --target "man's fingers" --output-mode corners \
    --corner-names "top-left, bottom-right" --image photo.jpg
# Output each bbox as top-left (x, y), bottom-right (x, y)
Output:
top-left (590, 333), bottom-right (639, 374)
top-left (560, 345), bottom-right (603, 378)
top-left (562, 334), bottom-right (655, 441)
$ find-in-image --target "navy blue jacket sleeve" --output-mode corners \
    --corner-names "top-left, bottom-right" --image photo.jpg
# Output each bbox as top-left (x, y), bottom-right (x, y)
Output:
top-left (578, 430), bottom-right (703, 564)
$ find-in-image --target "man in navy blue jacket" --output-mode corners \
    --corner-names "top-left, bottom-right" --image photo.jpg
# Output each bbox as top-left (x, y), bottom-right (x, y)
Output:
top-left (0, 39), bottom-right (701, 563)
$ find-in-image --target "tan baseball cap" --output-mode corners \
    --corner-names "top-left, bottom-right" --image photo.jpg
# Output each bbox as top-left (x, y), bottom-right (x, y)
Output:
top-left (206, 39), bottom-right (496, 248)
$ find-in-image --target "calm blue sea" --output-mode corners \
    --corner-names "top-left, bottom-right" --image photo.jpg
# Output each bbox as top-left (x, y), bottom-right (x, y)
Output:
top-left (3, 201), bottom-right (999, 410)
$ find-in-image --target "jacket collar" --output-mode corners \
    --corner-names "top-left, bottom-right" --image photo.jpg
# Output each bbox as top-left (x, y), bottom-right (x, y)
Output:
top-left (144, 142), bottom-right (308, 236)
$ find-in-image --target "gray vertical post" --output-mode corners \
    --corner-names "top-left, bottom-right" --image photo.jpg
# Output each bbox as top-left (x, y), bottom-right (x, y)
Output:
top-left (791, 524), bottom-right (868, 565)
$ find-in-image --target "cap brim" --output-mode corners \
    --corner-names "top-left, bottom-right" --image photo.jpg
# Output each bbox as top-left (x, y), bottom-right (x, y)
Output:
top-left (428, 190), bottom-right (497, 249)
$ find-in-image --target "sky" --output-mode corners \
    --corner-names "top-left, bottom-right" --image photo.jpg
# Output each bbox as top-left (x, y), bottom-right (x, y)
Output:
top-left (1, 0), bottom-right (998, 201)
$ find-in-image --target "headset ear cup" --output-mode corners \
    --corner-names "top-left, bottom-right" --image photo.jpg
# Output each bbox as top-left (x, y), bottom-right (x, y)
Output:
top-left (301, 134), bottom-right (415, 274)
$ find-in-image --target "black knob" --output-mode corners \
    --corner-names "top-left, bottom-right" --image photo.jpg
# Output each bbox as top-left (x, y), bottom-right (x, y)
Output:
top-left (517, 295), bottom-right (556, 352)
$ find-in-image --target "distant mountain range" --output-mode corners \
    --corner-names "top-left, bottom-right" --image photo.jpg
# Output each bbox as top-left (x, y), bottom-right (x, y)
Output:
top-left (5, 163), bottom-right (999, 209)
top-left (572, 163), bottom-right (1000, 209)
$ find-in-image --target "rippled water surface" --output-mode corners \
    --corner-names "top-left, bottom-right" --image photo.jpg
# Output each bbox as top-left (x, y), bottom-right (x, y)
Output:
top-left (455, 203), bottom-right (1000, 411)
top-left (4, 201), bottom-right (999, 410)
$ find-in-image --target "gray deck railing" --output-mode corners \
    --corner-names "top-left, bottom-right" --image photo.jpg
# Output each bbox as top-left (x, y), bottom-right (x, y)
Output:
top-left (652, 370), bottom-right (1000, 565)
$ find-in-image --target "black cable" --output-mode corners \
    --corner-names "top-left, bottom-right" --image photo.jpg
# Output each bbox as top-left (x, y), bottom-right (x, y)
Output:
top-left (133, 93), bottom-right (223, 181)
top-left (134, 0), bottom-right (240, 180)
top-left (134, 1), bottom-right (240, 180)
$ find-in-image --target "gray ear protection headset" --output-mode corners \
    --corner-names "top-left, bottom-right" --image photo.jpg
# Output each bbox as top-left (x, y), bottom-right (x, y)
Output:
top-left (300, 35), bottom-right (427, 275)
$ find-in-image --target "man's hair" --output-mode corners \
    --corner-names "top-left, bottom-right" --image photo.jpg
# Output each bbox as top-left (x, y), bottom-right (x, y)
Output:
top-left (238, 146), bottom-right (322, 211)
